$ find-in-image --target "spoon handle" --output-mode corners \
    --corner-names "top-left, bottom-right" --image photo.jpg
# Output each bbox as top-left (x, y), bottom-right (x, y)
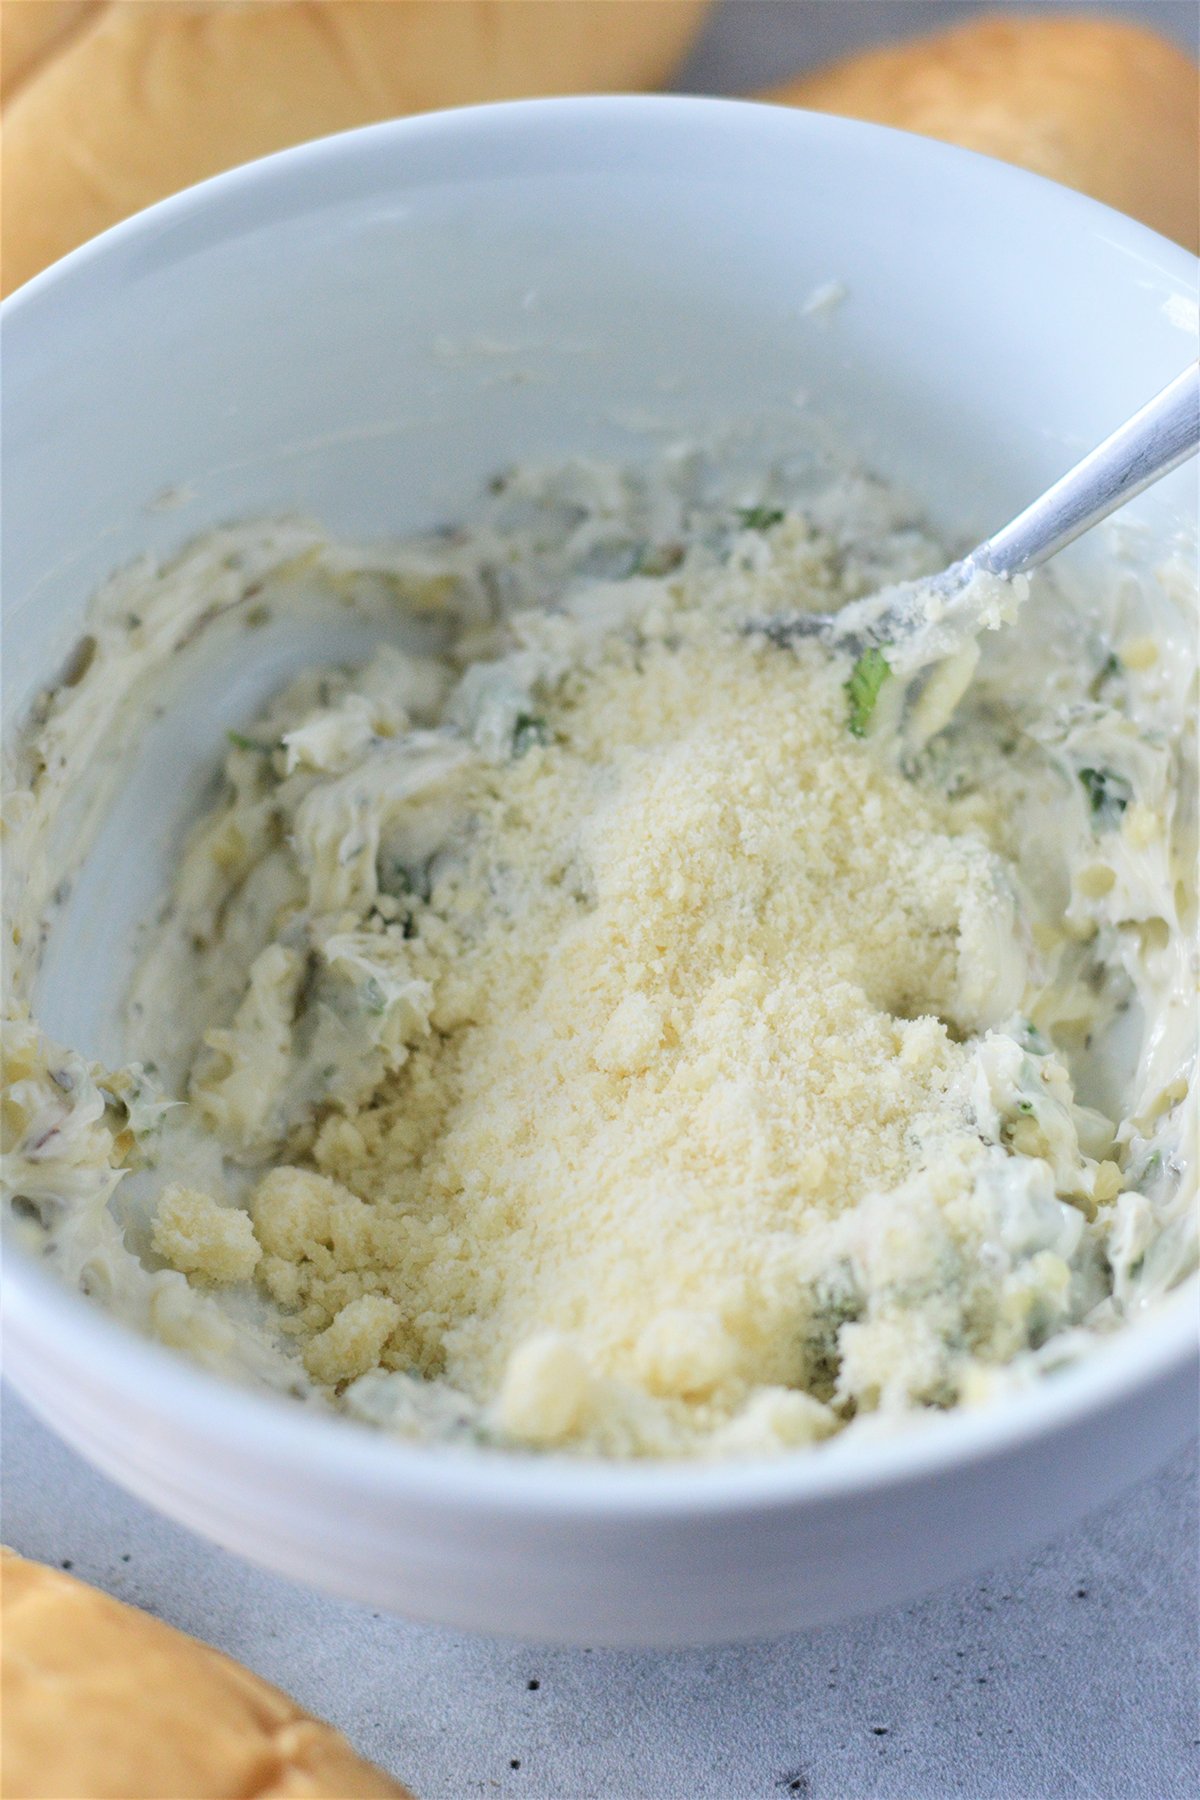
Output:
top-left (972, 361), bottom-right (1199, 581)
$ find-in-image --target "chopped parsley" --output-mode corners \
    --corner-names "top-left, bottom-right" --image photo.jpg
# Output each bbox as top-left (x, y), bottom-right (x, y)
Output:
top-left (736, 506), bottom-right (785, 532)
top-left (844, 647), bottom-right (891, 738)
top-left (226, 729), bottom-right (276, 755)
top-left (1078, 766), bottom-right (1132, 826)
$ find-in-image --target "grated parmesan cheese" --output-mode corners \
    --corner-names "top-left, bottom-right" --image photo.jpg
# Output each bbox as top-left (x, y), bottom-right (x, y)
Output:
top-left (151, 1183), bottom-right (260, 1286)
top-left (277, 622), bottom-right (1008, 1450)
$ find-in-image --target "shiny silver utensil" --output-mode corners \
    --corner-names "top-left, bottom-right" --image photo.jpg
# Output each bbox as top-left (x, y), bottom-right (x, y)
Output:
top-left (754, 361), bottom-right (1199, 662)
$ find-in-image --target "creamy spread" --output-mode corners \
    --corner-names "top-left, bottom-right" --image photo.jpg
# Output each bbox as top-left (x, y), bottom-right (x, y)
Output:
top-left (3, 455), bottom-right (1196, 1459)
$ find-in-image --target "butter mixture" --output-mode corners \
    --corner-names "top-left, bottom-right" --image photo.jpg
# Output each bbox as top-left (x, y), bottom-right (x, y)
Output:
top-left (3, 458), bottom-right (1196, 1458)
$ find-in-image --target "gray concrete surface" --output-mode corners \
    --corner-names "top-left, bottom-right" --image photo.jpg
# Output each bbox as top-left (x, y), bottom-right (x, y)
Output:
top-left (4, 6), bottom-right (1197, 1797)
top-left (5, 1394), bottom-right (1197, 1799)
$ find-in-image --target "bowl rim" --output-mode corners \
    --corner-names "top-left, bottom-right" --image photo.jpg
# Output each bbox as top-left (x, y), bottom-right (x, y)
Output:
top-left (8, 1251), bottom-right (1197, 1514)
top-left (3, 93), bottom-right (1198, 1518)
top-left (4, 91), bottom-right (1199, 326)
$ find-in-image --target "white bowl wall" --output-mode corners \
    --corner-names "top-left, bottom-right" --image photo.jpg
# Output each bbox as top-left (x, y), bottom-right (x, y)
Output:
top-left (3, 98), bottom-right (1197, 1644)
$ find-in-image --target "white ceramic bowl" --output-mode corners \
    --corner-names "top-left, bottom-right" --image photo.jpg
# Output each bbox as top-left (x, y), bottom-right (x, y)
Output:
top-left (4, 98), bottom-right (1197, 1648)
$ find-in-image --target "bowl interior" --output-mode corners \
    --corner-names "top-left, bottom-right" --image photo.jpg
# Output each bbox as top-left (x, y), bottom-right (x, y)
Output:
top-left (3, 96), bottom-right (1197, 1449)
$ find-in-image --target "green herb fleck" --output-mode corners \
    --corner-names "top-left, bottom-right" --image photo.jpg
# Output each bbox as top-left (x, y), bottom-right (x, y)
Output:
top-left (736, 506), bottom-right (785, 532)
top-left (844, 647), bottom-right (892, 738)
top-left (1079, 766), bottom-right (1132, 826)
top-left (361, 976), bottom-right (388, 1016)
top-left (1016, 1099), bottom-right (1035, 1115)
top-left (802, 1263), bottom-right (861, 1400)
top-left (1129, 1148), bottom-right (1162, 1193)
top-left (1087, 649), bottom-right (1123, 701)
top-left (226, 729), bottom-right (276, 755)
top-left (512, 713), bottom-right (550, 757)
top-left (635, 542), bottom-right (685, 576)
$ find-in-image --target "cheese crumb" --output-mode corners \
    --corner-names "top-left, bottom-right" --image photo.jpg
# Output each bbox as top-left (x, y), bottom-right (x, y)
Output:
top-left (496, 1333), bottom-right (592, 1444)
top-left (592, 993), bottom-right (664, 1075)
top-left (1122, 802), bottom-right (1160, 850)
top-left (1119, 635), bottom-right (1159, 671)
top-left (636, 1310), bottom-right (737, 1398)
top-left (713, 1388), bottom-right (837, 1454)
top-left (151, 1184), bottom-right (260, 1285)
top-left (303, 1294), bottom-right (402, 1385)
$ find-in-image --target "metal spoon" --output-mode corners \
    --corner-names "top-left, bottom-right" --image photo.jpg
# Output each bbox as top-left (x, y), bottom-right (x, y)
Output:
top-left (753, 360), bottom-right (1199, 666)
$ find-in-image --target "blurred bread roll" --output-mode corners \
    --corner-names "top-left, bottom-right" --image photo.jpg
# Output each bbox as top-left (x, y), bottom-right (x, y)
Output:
top-left (767, 13), bottom-right (1199, 252)
top-left (1, 0), bottom-right (711, 293)
top-left (1, 1549), bottom-right (413, 1799)
top-left (0, 1), bottom-right (97, 98)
